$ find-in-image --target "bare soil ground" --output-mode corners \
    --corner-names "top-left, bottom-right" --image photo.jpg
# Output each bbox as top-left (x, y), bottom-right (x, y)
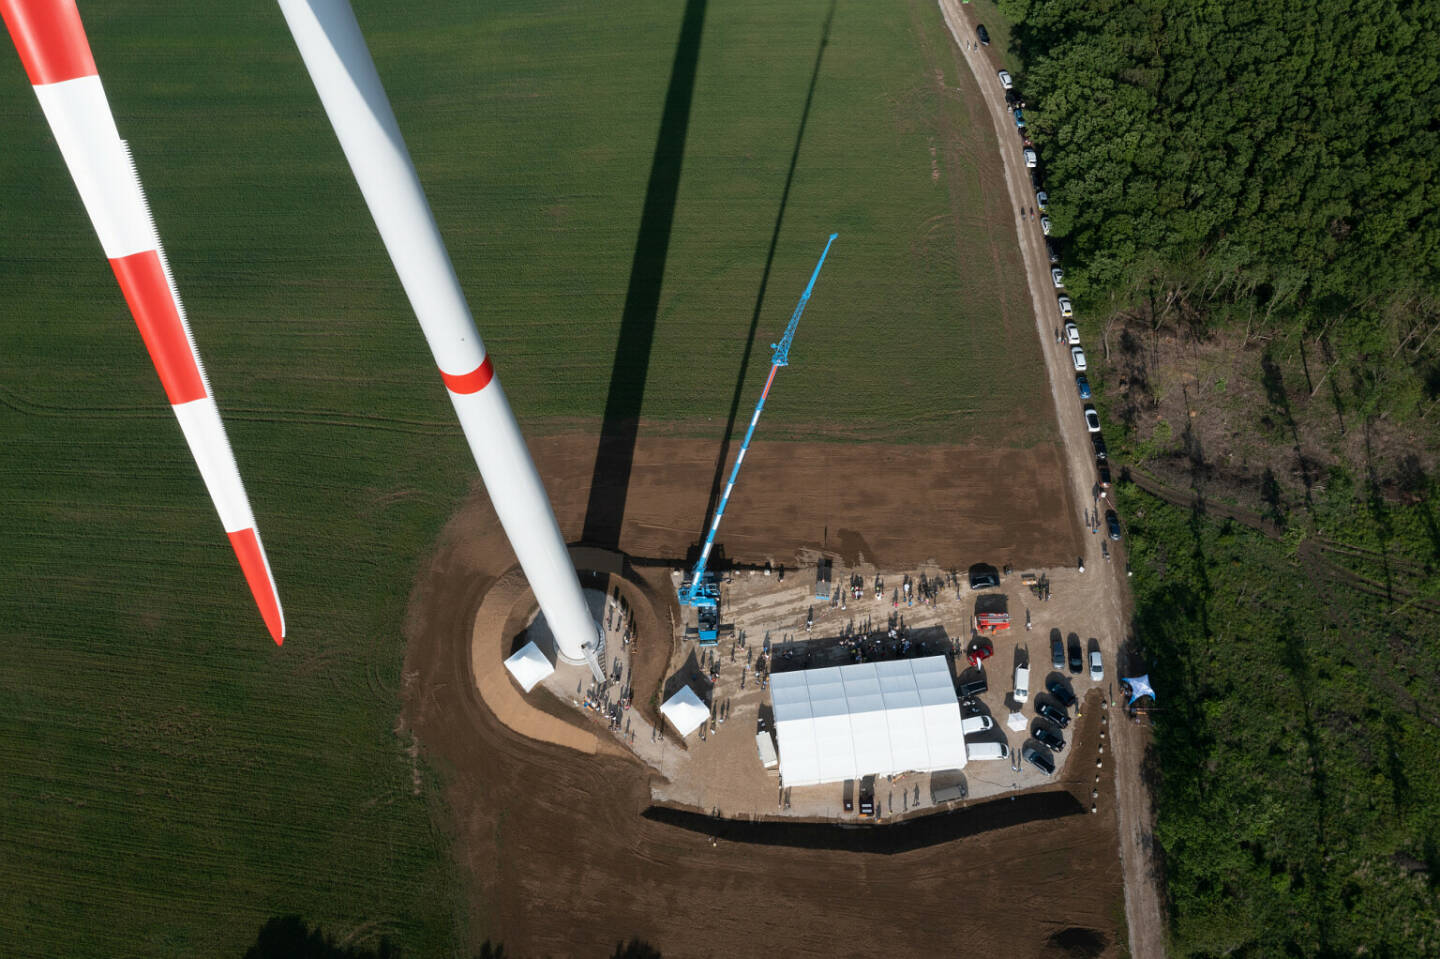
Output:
top-left (402, 432), bottom-right (1127, 957)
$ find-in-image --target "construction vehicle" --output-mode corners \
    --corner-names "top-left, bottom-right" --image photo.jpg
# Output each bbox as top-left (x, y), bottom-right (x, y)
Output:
top-left (677, 234), bottom-right (838, 644)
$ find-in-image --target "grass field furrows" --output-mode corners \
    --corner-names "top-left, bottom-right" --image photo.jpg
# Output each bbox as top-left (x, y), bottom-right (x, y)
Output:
top-left (0, 0), bottom-right (1046, 953)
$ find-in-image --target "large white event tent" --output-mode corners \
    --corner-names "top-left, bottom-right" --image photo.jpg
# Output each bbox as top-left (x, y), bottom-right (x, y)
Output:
top-left (503, 640), bottom-right (555, 693)
top-left (770, 656), bottom-right (968, 786)
top-left (660, 685), bottom-right (711, 737)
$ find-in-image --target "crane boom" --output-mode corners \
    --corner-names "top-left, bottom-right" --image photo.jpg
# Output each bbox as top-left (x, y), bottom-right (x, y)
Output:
top-left (678, 233), bottom-right (837, 635)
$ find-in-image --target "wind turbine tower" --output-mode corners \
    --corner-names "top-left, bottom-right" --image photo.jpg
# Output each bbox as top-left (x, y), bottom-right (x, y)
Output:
top-left (276, 0), bottom-right (602, 674)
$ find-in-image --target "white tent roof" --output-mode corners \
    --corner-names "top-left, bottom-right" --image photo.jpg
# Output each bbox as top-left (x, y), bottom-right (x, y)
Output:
top-left (660, 685), bottom-right (710, 737)
top-left (1007, 711), bottom-right (1028, 732)
top-left (770, 656), bottom-right (968, 787)
top-left (503, 640), bottom-right (554, 693)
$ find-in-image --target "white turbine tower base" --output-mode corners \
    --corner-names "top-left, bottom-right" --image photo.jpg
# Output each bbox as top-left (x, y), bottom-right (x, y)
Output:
top-left (276, 0), bottom-right (601, 674)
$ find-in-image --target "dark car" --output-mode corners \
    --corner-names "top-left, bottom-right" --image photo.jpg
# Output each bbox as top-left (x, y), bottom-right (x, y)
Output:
top-left (957, 668), bottom-right (988, 699)
top-left (1091, 432), bottom-right (1108, 460)
top-left (1096, 458), bottom-right (1112, 488)
top-left (1032, 721), bottom-right (1066, 752)
top-left (1075, 373), bottom-right (1092, 400)
top-left (1106, 510), bottom-right (1122, 541)
top-left (1046, 676), bottom-right (1077, 708)
top-left (1013, 108), bottom-right (1026, 129)
top-left (1050, 629), bottom-right (1065, 670)
top-left (1005, 88), bottom-right (1022, 107)
top-left (968, 563), bottom-right (1000, 590)
top-left (1045, 238), bottom-right (1062, 263)
top-left (1036, 699), bottom-right (1070, 728)
top-left (858, 776), bottom-right (876, 817)
top-left (977, 24), bottom-right (990, 45)
top-left (1023, 743), bottom-right (1056, 775)
top-left (1067, 634), bottom-right (1083, 673)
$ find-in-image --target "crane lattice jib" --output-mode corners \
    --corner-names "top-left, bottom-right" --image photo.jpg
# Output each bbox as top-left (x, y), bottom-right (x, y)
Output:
top-left (681, 233), bottom-right (838, 602)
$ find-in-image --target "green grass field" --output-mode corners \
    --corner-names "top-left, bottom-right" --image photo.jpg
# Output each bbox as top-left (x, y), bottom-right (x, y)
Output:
top-left (0, 0), bottom-right (1043, 953)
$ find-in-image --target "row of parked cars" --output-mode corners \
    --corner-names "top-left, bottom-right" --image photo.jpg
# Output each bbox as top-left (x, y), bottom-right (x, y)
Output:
top-left (996, 56), bottom-right (1121, 535)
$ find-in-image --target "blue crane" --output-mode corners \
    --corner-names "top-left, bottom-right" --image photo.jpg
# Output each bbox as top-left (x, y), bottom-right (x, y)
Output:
top-left (678, 233), bottom-right (838, 643)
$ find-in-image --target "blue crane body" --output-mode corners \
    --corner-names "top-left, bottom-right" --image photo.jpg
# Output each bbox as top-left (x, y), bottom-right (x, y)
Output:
top-left (678, 233), bottom-right (838, 643)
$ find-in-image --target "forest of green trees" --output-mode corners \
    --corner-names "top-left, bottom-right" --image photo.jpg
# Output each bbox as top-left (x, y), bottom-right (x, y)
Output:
top-left (1001, 0), bottom-right (1440, 421)
top-left (993, 0), bottom-right (1440, 954)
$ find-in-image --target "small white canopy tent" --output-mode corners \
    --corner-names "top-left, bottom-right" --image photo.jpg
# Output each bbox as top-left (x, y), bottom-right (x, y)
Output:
top-left (660, 685), bottom-right (710, 737)
top-left (1007, 711), bottom-right (1028, 732)
top-left (503, 640), bottom-right (554, 693)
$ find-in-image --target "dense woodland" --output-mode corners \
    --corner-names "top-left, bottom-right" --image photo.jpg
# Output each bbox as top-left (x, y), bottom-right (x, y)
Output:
top-left (994, 0), bottom-right (1440, 954)
top-left (1002, 0), bottom-right (1440, 422)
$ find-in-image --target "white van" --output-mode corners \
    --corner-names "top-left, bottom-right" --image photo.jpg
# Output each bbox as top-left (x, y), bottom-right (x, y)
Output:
top-left (1014, 663), bottom-right (1031, 703)
top-left (961, 714), bottom-right (993, 735)
top-left (965, 739), bottom-right (1010, 761)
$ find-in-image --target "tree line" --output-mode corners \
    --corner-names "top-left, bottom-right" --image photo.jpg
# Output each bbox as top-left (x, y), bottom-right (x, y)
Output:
top-left (999, 0), bottom-right (1440, 422)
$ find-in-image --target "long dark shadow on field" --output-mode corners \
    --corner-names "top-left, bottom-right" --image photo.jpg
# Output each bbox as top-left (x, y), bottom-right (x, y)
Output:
top-left (581, 0), bottom-right (708, 549)
top-left (643, 788), bottom-right (1085, 853)
top-left (697, 2), bottom-right (834, 542)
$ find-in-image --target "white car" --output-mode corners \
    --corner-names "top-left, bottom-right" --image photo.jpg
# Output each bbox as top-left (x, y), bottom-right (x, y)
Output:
top-left (1014, 663), bottom-right (1030, 703)
top-left (1058, 295), bottom-right (1073, 318)
top-left (1023, 147), bottom-right (1037, 168)
top-left (1089, 649), bottom-right (1104, 681)
top-left (998, 69), bottom-right (1013, 90)
top-left (1040, 215), bottom-right (1052, 235)
top-left (1063, 322), bottom-right (1080, 345)
top-left (1084, 404), bottom-right (1101, 432)
top-left (1035, 190), bottom-right (1048, 211)
top-left (961, 714), bottom-right (994, 735)
top-left (1071, 346), bottom-right (1087, 371)
top-left (1051, 267), bottom-right (1064, 288)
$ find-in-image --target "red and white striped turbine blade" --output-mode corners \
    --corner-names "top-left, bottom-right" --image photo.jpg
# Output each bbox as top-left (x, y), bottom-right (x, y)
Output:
top-left (2, 0), bottom-right (285, 644)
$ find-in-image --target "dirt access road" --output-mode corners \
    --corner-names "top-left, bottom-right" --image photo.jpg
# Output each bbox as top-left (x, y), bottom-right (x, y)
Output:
top-left (934, 2), bottom-right (1169, 956)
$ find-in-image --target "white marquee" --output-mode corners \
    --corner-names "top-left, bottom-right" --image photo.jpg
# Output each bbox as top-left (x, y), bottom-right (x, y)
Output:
top-left (770, 656), bottom-right (968, 786)
top-left (503, 640), bottom-right (554, 693)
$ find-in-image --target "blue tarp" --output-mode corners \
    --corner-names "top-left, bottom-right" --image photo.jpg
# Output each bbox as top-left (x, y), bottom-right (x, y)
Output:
top-left (1123, 675), bottom-right (1156, 705)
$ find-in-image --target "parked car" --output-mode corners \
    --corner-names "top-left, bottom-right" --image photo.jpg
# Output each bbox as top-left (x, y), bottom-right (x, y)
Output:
top-left (977, 24), bottom-right (990, 45)
top-left (967, 638), bottom-right (994, 667)
top-left (1075, 373), bottom-right (1092, 399)
top-left (1084, 405), bottom-right (1101, 432)
top-left (1063, 322), bottom-right (1080, 345)
top-left (1096, 458), bottom-right (1112, 488)
top-left (967, 740), bottom-right (1010, 761)
top-left (961, 714), bottom-right (994, 735)
top-left (858, 776), bottom-right (875, 817)
top-left (1106, 509), bottom-right (1122, 541)
top-left (1090, 649), bottom-right (1104, 681)
top-left (1067, 634), bottom-right (1083, 673)
top-left (1014, 662), bottom-right (1031, 703)
top-left (1023, 147), bottom-right (1037, 168)
top-left (1050, 629), bottom-right (1064, 670)
top-left (1013, 108), bottom-right (1026, 129)
top-left (957, 668), bottom-right (988, 698)
top-left (968, 563), bottom-right (1000, 589)
top-left (1032, 721), bottom-right (1066, 752)
top-left (1057, 295), bottom-right (1073, 318)
top-left (1046, 677), bottom-right (1077, 708)
top-left (998, 69), bottom-right (1013, 90)
top-left (1040, 215), bottom-right (1052, 235)
top-left (1045, 238), bottom-right (1061, 263)
top-left (1051, 267), bottom-right (1064, 288)
top-left (1023, 743), bottom-right (1056, 775)
top-left (1035, 189), bottom-right (1048, 211)
top-left (1071, 346), bottom-right (1087, 372)
top-left (1036, 699), bottom-right (1070, 728)
top-left (1091, 432), bottom-right (1108, 459)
